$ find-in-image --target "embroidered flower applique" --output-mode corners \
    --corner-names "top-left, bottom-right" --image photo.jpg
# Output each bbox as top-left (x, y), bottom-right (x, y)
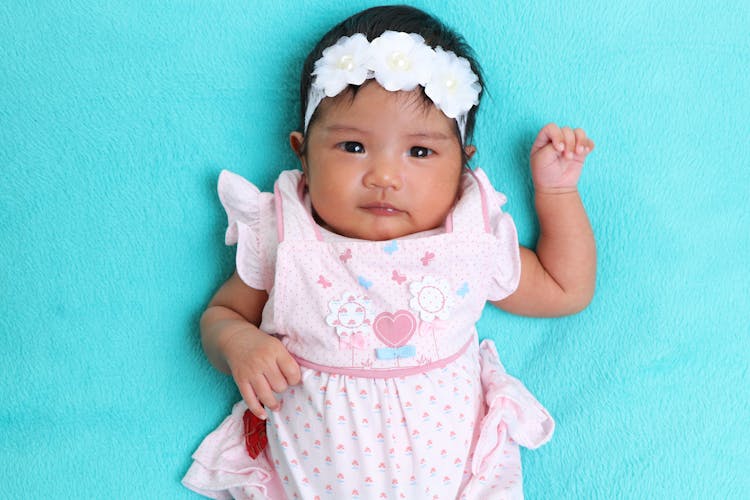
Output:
top-left (325, 292), bottom-right (375, 349)
top-left (409, 276), bottom-right (455, 322)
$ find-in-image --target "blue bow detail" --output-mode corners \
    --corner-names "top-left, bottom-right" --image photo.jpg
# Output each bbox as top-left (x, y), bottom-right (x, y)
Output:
top-left (375, 345), bottom-right (416, 360)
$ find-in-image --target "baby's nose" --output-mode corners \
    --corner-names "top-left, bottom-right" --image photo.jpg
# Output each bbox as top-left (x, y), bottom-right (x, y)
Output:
top-left (364, 158), bottom-right (403, 189)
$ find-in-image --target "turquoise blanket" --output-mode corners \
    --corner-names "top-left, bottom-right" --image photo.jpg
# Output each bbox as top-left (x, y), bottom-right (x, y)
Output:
top-left (1, 1), bottom-right (748, 498)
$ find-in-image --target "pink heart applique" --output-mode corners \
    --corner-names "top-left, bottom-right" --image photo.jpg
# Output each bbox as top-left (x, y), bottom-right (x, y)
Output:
top-left (373, 310), bottom-right (416, 347)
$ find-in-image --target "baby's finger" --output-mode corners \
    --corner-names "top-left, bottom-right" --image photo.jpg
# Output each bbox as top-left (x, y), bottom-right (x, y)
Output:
top-left (265, 367), bottom-right (291, 394)
top-left (250, 374), bottom-right (280, 412)
top-left (534, 123), bottom-right (564, 152)
top-left (573, 128), bottom-right (593, 154)
top-left (279, 356), bottom-right (302, 386)
top-left (238, 382), bottom-right (267, 420)
top-left (561, 127), bottom-right (576, 157)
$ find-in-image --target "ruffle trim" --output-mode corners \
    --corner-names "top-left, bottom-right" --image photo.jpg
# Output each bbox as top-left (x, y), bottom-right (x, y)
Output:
top-left (218, 170), bottom-right (261, 247)
top-left (472, 339), bottom-right (555, 475)
top-left (182, 402), bottom-right (284, 500)
top-left (217, 170), bottom-right (277, 291)
top-left (469, 170), bottom-right (520, 302)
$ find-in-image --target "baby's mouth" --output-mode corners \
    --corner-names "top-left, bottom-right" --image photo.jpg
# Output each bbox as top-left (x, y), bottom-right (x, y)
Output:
top-left (361, 202), bottom-right (404, 216)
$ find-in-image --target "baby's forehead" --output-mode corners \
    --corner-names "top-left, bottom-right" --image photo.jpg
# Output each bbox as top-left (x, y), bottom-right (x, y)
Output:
top-left (317, 82), bottom-right (443, 122)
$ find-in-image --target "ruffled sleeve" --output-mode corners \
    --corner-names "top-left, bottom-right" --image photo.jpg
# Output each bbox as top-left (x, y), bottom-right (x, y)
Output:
top-left (473, 169), bottom-right (521, 301)
top-left (217, 170), bottom-right (277, 291)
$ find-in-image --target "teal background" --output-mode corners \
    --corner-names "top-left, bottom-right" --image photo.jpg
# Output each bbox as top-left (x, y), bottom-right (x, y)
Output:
top-left (2, 1), bottom-right (748, 498)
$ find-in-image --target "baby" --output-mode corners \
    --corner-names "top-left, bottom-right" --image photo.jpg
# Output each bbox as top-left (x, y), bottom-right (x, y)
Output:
top-left (184, 5), bottom-right (595, 499)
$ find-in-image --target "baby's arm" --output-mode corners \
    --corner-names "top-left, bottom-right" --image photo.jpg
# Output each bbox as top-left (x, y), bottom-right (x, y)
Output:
top-left (493, 123), bottom-right (596, 317)
top-left (201, 272), bottom-right (301, 419)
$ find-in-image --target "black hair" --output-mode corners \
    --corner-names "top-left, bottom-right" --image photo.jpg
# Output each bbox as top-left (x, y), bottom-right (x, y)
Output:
top-left (297, 5), bottom-right (484, 145)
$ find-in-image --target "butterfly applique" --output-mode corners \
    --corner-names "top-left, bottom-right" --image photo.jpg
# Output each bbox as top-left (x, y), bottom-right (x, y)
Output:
top-left (358, 276), bottom-right (373, 290)
top-left (383, 241), bottom-right (399, 255)
top-left (391, 270), bottom-right (406, 285)
top-left (420, 251), bottom-right (435, 266)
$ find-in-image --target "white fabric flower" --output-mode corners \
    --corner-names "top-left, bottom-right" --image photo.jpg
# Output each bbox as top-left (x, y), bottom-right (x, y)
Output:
top-left (325, 291), bottom-right (375, 338)
top-left (304, 30), bottom-right (481, 140)
top-left (367, 31), bottom-right (435, 92)
top-left (409, 276), bottom-right (455, 322)
top-left (312, 34), bottom-right (372, 96)
top-left (424, 47), bottom-right (482, 119)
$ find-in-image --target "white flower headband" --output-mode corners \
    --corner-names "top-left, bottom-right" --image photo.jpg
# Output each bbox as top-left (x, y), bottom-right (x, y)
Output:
top-left (305, 31), bottom-right (482, 142)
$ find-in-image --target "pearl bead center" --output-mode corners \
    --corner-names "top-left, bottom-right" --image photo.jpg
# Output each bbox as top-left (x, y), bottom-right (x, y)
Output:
top-left (388, 52), bottom-right (410, 71)
top-left (337, 55), bottom-right (355, 71)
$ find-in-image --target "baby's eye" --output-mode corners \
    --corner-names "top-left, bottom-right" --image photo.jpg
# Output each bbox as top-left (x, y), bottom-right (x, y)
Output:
top-left (339, 141), bottom-right (365, 154)
top-left (409, 146), bottom-right (433, 158)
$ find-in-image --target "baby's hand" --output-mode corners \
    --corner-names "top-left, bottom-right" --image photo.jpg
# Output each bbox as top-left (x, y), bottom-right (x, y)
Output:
top-left (221, 327), bottom-right (301, 420)
top-left (530, 123), bottom-right (594, 193)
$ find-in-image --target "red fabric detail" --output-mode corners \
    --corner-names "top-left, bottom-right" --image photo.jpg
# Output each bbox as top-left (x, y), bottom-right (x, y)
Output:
top-left (243, 409), bottom-right (268, 459)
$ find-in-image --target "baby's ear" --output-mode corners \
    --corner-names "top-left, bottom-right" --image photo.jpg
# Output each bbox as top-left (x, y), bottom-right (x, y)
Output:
top-left (289, 131), bottom-right (305, 158)
top-left (464, 145), bottom-right (477, 160)
top-left (289, 131), bottom-right (308, 175)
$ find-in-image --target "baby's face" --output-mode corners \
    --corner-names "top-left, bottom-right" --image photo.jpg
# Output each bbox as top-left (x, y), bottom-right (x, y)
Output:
top-left (293, 82), bottom-right (467, 241)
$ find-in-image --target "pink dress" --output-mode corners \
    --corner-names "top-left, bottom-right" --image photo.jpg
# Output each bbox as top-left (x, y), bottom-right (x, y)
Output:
top-left (183, 169), bottom-right (554, 499)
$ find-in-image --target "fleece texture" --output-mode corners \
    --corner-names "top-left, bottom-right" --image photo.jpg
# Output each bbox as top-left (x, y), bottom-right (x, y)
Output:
top-left (1, 1), bottom-right (748, 498)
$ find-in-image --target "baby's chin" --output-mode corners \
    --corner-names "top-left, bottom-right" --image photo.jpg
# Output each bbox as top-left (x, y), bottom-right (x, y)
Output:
top-left (326, 220), bottom-right (443, 242)
top-left (330, 227), bottom-right (405, 242)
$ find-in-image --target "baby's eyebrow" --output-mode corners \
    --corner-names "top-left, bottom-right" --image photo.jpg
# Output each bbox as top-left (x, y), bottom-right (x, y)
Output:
top-left (323, 125), bottom-right (451, 142)
top-left (406, 131), bottom-right (452, 141)
top-left (324, 125), bottom-right (368, 135)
